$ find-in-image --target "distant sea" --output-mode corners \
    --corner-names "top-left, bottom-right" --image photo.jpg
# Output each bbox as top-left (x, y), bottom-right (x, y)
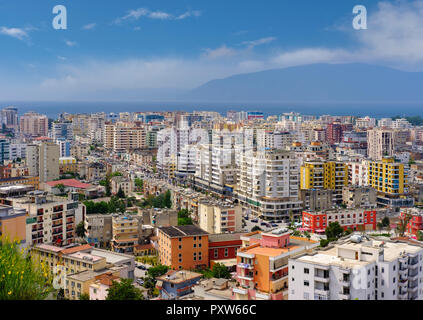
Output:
top-left (1, 101), bottom-right (423, 119)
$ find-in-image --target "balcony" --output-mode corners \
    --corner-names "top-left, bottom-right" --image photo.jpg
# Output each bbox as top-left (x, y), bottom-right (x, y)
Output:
top-left (314, 288), bottom-right (330, 297)
top-left (315, 276), bottom-right (330, 284)
top-left (52, 215), bottom-right (63, 221)
top-left (339, 278), bottom-right (350, 287)
top-left (399, 279), bottom-right (408, 288)
top-left (399, 268), bottom-right (408, 277)
top-left (408, 272), bottom-right (418, 282)
top-left (270, 276), bottom-right (288, 293)
top-left (339, 268), bottom-right (350, 274)
top-left (255, 292), bottom-right (271, 300)
top-left (237, 274), bottom-right (254, 281)
top-left (237, 263), bottom-right (254, 270)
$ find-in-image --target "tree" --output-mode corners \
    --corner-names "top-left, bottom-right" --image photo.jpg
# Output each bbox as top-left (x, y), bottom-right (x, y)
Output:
top-left (212, 263), bottom-right (231, 279)
top-left (417, 231), bottom-right (423, 241)
top-left (178, 209), bottom-right (193, 226)
top-left (377, 222), bottom-right (384, 232)
top-left (79, 293), bottom-right (90, 300)
top-left (382, 217), bottom-right (390, 228)
top-left (135, 178), bottom-right (144, 191)
top-left (325, 222), bottom-right (344, 241)
top-left (304, 231), bottom-right (311, 240)
top-left (106, 279), bottom-right (144, 300)
top-left (0, 237), bottom-right (53, 300)
top-left (147, 265), bottom-right (169, 278)
top-left (320, 239), bottom-right (330, 248)
top-left (116, 186), bottom-right (125, 199)
top-left (164, 190), bottom-right (172, 208)
top-left (56, 184), bottom-right (66, 194)
top-left (397, 213), bottom-right (412, 237)
top-left (76, 221), bottom-right (86, 238)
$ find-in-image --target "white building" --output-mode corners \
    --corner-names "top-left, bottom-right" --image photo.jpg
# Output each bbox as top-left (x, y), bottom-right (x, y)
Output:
top-left (236, 149), bottom-right (302, 221)
top-left (288, 236), bottom-right (423, 300)
top-left (348, 160), bottom-right (370, 186)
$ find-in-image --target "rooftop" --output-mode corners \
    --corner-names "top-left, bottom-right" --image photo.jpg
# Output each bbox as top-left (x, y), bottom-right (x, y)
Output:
top-left (157, 270), bottom-right (202, 284)
top-left (159, 225), bottom-right (209, 238)
top-left (46, 179), bottom-right (93, 189)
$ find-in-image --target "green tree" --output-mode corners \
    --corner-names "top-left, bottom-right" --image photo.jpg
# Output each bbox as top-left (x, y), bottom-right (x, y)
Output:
top-left (79, 293), bottom-right (90, 300)
top-left (178, 209), bottom-right (193, 226)
top-left (0, 237), bottom-right (53, 300)
top-left (116, 186), bottom-right (126, 199)
top-left (56, 184), bottom-right (66, 194)
top-left (164, 190), bottom-right (172, 208)
top-left (212, 263), bottom-right (231, 279)
top-left (106, 279), bottom-right (144, 300)
top-left (325, 222), bottom-right (344, 241)
top-left (397, 213), bottom-right (412, 237)
top-left (76, 221), bottom-right (86, 238)
top-left (147, 265), bottom-right (169, 278)
top-left (320, 239), bottom-right (330, 248)
top-left (382, 217), bottom-right (390, 228)
top-left (417, 231), bottom-right (423, 241)
top-left (135, 178), bottom-right (144, 191)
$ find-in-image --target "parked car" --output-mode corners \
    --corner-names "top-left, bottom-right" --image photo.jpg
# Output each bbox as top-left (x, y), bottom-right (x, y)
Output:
top-left (261, 222), bottom-right (267, 226)
top-left (137, 265), bottom-right (147, 270)
top-left (271, 223), bottom-right (278, 227)
top-left (136, 279), bottom-right (144, 285)
top-left (251, 219), bottom-right (259, 223)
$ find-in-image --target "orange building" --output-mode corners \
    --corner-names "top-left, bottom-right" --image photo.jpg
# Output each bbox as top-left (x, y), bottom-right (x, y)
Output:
top-left (158, 225), bottom-right (209, 271)
top-left (0, 205), bottom-right (27, 244)
top-left (232, 229), bottom-right (319, 300)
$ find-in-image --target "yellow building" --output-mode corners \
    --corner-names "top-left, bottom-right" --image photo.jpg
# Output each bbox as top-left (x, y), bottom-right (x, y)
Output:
top-left (111, 215), bottom-right (139, 254)
top-left (368, 158), bottom-right (407, 195)
top-left (300, 161), bottom-right (348, 203)
top-left (59, 157), bottom-right (77, 174)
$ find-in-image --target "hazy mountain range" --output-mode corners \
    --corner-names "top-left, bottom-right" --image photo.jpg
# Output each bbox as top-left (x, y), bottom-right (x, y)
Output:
top-left (184, 63), bottom-right (423, 103)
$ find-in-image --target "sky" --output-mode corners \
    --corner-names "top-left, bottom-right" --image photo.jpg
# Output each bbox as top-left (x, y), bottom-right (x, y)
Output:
top-left (0, 0), bottom-right (423, 101)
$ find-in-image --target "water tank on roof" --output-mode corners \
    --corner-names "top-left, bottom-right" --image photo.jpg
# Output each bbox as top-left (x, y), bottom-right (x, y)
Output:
top-left (350, 235), bottom-right (363, 243)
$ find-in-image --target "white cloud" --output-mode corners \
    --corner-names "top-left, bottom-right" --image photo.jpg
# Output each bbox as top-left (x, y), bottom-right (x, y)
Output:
top-left (82, 23), bottom-right (97, 30)
top-left (115, 8), bottom-right (201, 23)
top-left (0, 27), bottom-right (29, 40)
top-left (241, 37), bottom-right (277, 49)
top-left (65, 40), bottom-right (77, 47)
top-left (203, 45), bottom-right (237, 59)
top-left (57, 56), bottom-right (67, 61)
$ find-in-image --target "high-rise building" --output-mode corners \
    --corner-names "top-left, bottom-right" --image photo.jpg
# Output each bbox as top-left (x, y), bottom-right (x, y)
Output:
top-left (52, 121), bottom-right (74, 141)
top-left (104, 122), bottom-right (146, 152)
top-left (289, 237), bottom-right (423, 300)
top-left (300, 161), bottom-right (348, 204)
top-left (0, 106), bottom-right (19, 131)
top-left (0, 139), bottom-right (10, 164)
top-left (19, 112), bottom-right (48, 137)
top-left (236, 149), bottom-right (302, 221)
top-left (367, 128), bottom-right (408, 160)
top-left (27, 142), bottom-right (60, 182)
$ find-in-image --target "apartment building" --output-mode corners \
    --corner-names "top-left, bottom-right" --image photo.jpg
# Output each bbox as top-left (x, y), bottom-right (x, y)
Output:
top-left (299, 189), bottom-right (334, 212)
top-left (300, 161), bottom-right (348, 204)
top-left (367, 128), bottom-right (408, 160)
top-left (288, 236), bottom-right (423, 300)
top-left (0, 204), bottom-right (27, 244)
top-left (232, 229), bottom-right (319, 300)
top-left (348, 160), bottom-right (370, 186)
top-left (401, 209), bottom-right (423, 236)
top-left (10, 191), bottom-right (84, 247)
top-left (52, 121), bottom-right (73, 141)
top-left (27, 142), bottom-right (61, 183)
top-left (368, 157), bottom-right (413, 209)
top-left (236, 149), bottom-right (302, 222)
top-left (0, 176), bottom-right (39, 189)
top-left (208, 233), bottom-right (243, 268)
top-left (111, 215), bottom-right (139, 254)
top-left (342, 186), bottom-right (377, 209)
top-left (198, 199), bottom-right (242, 234)
top-left (110, 176), bottom-right (133, 196)
top-left (158, 225), bottom-right (209, 271)
top-left (84, 214), bottom-right (113, 248)
top-left (59, 157), bottom-right (77, 175)
top-left (302, 209), bottom-right (377, 233)
top-left (19, 112), bottom-right (48, 137)
top-left (104, 122), bottom-right (147, 152)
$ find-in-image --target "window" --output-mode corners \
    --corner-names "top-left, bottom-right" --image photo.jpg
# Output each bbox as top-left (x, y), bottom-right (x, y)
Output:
top-left (93, 289), bottom-right (97, 294)
top-left (214, 249), bottom-right (218, 258)
top-left (292, 278), bottom-right (295, 282)
top-left (304, 281), bottom-right (309, 287)
top-left (194, 236), bottom-right (197, 241)
top-left (304, 292), bottom-right (309, 300)
top-left (179, 238), bottom-right (182, 242)
top-left (179, 245), bottom-right (182, 250)
top-left (224, 248), bottom-right (228, 257)
top-left (292, 265), bottom-right (295, 270)
top-left (77, 283), bottom-right (81, 288)
top-left (193, 244), bottom-right (197, 248)
top-left (381, 267), bottom-right (384, 273)
top-left (393, 277), bottom-right (396, 283)
top-left (381, 292), bottom-right (384, 298)
top-left (304, 268), bottom-right (309, 274)
top-left (393, 265), bottom-right (396, 271)
top-left (199, 236), bottom-right (202, 240)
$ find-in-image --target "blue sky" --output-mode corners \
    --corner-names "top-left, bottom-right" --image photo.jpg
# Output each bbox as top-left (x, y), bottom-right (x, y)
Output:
top-left (0, 0), bottom-right (422, 100)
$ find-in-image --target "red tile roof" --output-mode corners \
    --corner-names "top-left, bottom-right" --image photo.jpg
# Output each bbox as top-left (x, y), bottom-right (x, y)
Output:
top-left (46, 179), bottom-right (93, 189)
top-left (60, 244), bottom-right (92, 255)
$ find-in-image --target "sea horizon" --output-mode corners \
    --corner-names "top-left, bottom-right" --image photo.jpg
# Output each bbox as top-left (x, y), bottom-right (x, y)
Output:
top-left (1, 100), bottom-right (423, 119)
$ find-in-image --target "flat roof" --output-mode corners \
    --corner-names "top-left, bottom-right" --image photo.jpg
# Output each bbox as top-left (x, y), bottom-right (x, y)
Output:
top-left (68, 252), bottom-right (104, 263)
top-left (159, 225), bottom-right (209, 238)
top-left (89, 248), bottom-right (133, 264)
top-left (244, 244), bottom-right (301, 257)
top-left (157, 270), bottom-right (202, 284)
